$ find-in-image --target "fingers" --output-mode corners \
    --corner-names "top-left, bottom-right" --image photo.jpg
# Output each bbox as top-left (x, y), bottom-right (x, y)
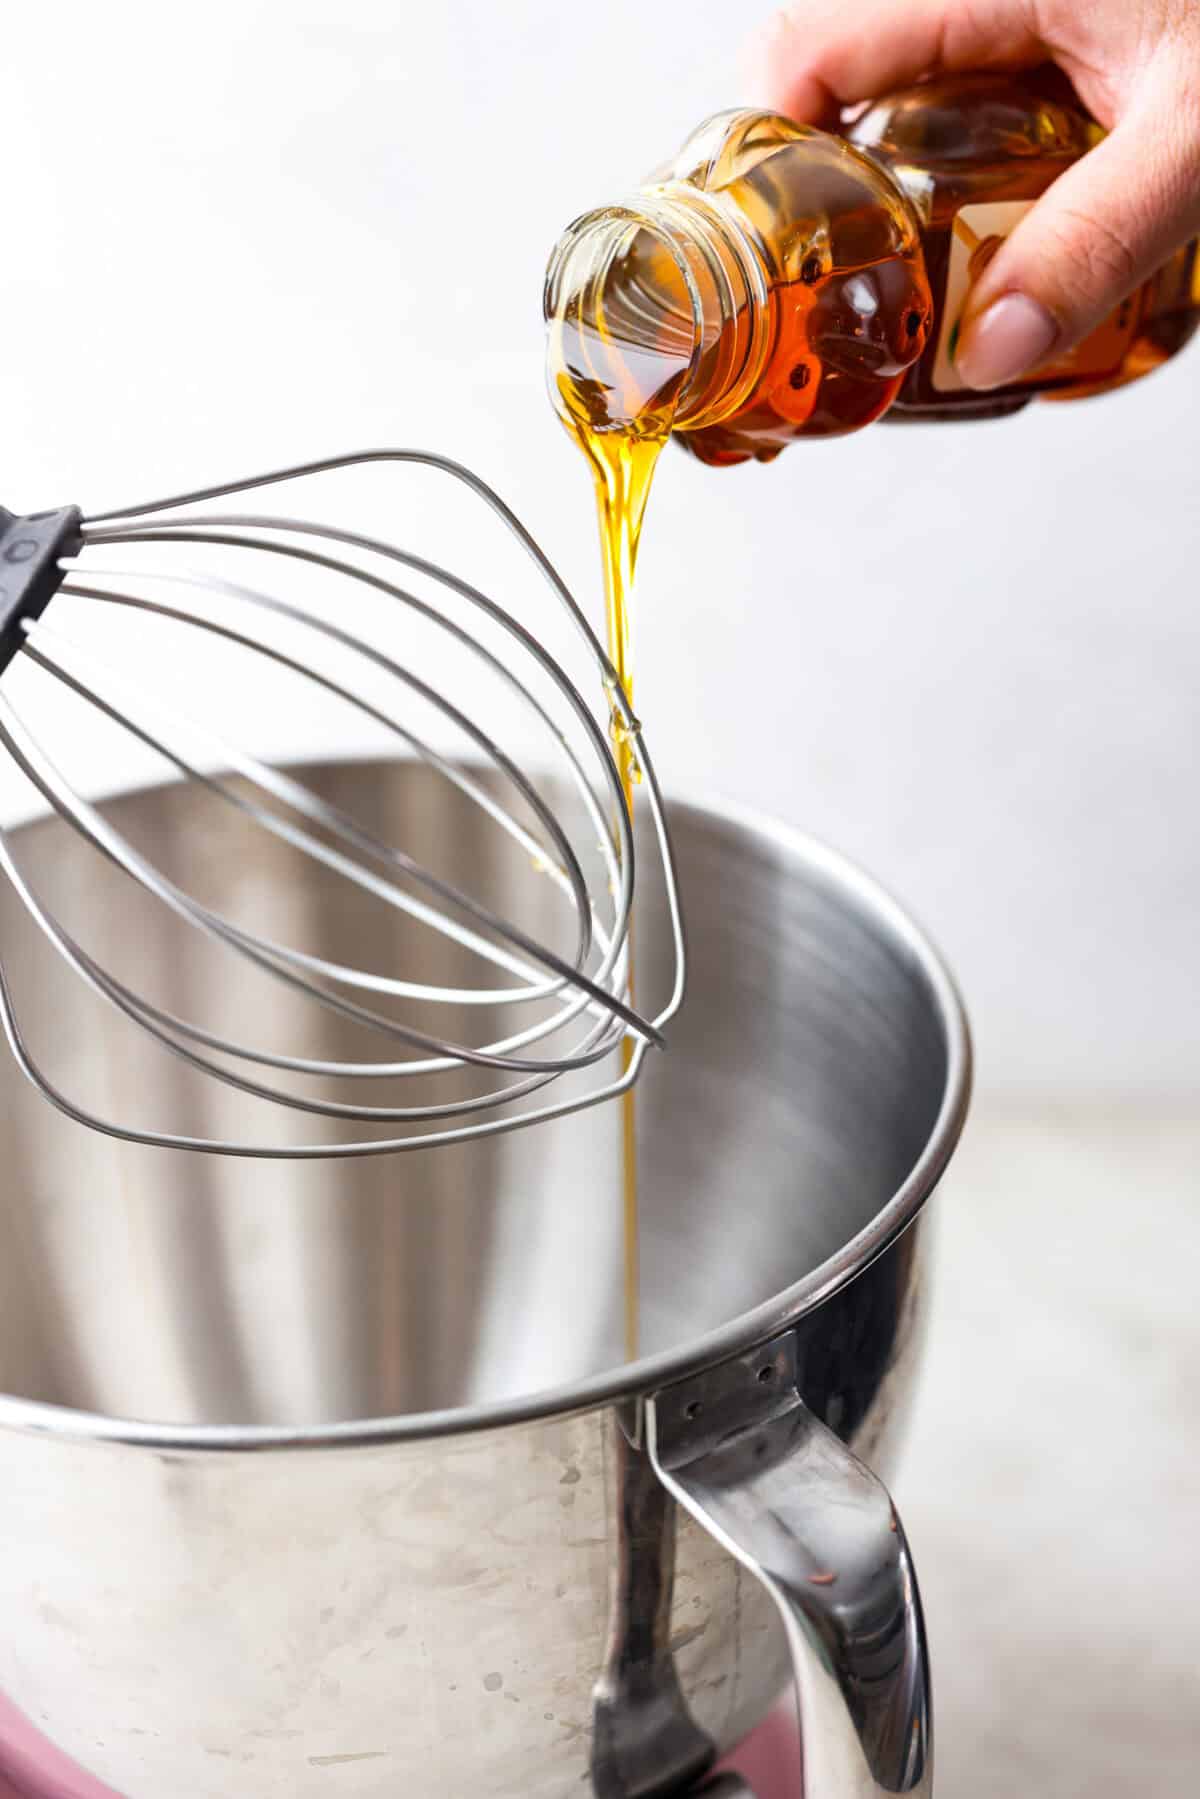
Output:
top-left (744, 1), bottom-right (1043, 124)
top-left (956, 80), bottom-right (1200, 387)
top-left (743, 3), bottom-right (1200, 389)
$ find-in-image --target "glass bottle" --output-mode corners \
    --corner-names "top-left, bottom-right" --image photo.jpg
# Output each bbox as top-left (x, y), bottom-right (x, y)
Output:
top-left (544, 74), bottom-right (1200, 464)
top-left (544, 109), bottom-right (933, 464)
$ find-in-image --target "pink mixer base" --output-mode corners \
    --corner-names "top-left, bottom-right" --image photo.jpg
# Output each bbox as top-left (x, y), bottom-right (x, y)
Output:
top-left (0, 1690), bottom-right (802, 1798)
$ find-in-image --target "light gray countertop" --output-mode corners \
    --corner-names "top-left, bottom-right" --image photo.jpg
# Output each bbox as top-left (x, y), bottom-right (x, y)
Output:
top-left (897, 1105), bottom-right (1200, 1797)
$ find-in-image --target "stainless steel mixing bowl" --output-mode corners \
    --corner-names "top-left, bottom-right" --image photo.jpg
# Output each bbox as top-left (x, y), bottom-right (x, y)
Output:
top-left (0, 760), bottom-right (969, 1798)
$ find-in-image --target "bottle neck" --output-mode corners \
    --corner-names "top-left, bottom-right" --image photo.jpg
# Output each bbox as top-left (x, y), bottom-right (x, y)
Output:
top-left (543, 186), bottom-right (773, 437)
top-left (628, 185), bottom-right (774, 428)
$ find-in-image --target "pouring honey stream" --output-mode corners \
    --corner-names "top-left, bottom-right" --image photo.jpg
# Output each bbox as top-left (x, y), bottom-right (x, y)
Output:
top-left (542, 116), bottom-right (934, 1358)
top-left (545, 84), bottom-right (1200, 1359)
top-left (546, 294), bottom-right (683, 1360)
top-left (543, 117), bottom-right (932, 1356)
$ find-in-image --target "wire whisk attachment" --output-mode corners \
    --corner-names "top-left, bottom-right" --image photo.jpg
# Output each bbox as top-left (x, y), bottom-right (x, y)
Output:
top-left (0, 449), bottom-right (685, 1158)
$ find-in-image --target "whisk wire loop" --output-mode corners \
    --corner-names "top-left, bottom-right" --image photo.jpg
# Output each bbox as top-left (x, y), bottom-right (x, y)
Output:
top-left (0, 449), bottom-right (686, 1157)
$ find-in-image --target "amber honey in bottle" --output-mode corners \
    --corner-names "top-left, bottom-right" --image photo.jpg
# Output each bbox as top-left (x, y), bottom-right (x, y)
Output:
top-left (545, 74), bottom-right (1200, 462)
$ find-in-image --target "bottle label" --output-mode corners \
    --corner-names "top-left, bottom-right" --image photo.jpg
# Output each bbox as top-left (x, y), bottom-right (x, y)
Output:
top-left (932, 199), bottom-right (1140, 392)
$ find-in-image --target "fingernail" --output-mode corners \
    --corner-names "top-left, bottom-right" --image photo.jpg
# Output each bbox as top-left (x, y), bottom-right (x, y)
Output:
top-left (956, 293), bottom-right (1059, 390)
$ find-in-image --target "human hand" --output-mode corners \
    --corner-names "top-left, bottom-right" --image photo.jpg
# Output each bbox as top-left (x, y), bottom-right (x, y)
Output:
top-left (747, 2), bottom-right (1200, 389)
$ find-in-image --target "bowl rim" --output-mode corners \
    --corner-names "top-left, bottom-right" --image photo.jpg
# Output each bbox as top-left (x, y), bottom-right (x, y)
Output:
top-left (0, 776), bottom-right (972, 1452)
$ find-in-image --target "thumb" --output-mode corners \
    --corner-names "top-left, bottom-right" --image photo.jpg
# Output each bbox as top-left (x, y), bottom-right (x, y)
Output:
top-left (955, 94), bottom-right (1200, 391)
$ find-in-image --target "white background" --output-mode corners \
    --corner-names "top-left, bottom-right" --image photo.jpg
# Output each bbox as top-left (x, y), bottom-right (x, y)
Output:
top-left (2, 0), bottom-right (1198, 1102)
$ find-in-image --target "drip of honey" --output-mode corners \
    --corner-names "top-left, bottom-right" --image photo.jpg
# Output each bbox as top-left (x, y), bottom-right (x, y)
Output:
top-left (548, 234), bottom-right (690, 1362)
top-left (593, 432), bottom-right (662, 1363)
top-left (565, 421), bottom-right (667, 1363)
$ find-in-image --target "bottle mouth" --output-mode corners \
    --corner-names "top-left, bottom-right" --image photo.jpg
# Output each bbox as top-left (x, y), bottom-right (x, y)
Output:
top-left (544, 192), bottom-right (771, 438)
top-left (543, 204), bottom-right (705, 440)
